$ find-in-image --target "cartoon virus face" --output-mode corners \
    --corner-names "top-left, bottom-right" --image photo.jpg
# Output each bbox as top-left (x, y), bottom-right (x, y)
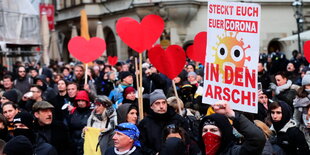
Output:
top-left (212, 32), bottom-right (251, 81)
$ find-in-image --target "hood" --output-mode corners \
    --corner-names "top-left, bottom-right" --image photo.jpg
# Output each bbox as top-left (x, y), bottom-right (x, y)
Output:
top-left (74, 90), bottom-right (90, 107)
top-left (199, 114), bottom-right (233, 154)
top-left (270, 101), bottom-right (292, 132)
top-left (117, 103), bottom-right (138, 124)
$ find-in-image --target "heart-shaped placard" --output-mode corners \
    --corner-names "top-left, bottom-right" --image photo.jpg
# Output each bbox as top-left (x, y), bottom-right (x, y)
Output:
top-left (304, 41), bottom-right (310, 63)
top-left (148, 45), bottom-right (186, 80)
top-left (108, 56), bottom-right (118, 66)
top-left (116, 14), bottom-right (164, 53)
top-left (186, 31), bottom-right (207, 64)
top-left (68, 37), bottom-right (106, 63)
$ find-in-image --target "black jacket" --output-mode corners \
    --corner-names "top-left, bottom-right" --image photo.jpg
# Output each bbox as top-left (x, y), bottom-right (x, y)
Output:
top-left (33, 120), bottom-right (72, 155)
top-left (138, 106), bottom-right (189, 155)
top-left (199, 113), bottom-right (266, 155)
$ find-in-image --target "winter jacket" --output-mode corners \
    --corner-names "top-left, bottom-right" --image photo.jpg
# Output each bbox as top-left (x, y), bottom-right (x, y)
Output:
top-left (33, 120), bottom-right (72, 155)
top-left (199, 113), bottom-right (266, 155)
top-left (138, 106), bottom-right (189, 155)
top-left (293, 94), bottom-right (310, 126)
top-left (270, 119), bottom-right (310, 155)
top-left (86, 106), bottom-right (117, 154)
top-left (271, 80), bottom-right (299, 109)
top-left (68, 107), bottom-right (92, 155)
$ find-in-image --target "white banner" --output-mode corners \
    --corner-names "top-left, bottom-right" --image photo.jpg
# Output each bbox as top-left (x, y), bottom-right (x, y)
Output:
top-left (203, 1), bottom-right (261, 113)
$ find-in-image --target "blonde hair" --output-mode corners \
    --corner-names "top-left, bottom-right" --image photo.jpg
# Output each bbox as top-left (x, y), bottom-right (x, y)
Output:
top-left (167, 96), bottom-right (184, 113)
top-left (254, 120), bottom-right (272, 139)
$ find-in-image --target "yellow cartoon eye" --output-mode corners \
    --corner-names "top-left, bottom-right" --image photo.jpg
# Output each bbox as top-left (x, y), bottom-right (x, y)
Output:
top-left (217, 44), bottom-right (228, 60)
top-left (230, 45), bottom-right (244, 62)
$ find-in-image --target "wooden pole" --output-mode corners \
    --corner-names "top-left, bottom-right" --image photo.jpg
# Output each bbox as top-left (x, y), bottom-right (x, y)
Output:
top-left (139, 53), bottom-right (144, 120)
top-left (135, 58), bottom-right (143, 121)
top-left (84, 63), bottom-right (88, 85)
top-left (172, 80), bottom-right (182, 116)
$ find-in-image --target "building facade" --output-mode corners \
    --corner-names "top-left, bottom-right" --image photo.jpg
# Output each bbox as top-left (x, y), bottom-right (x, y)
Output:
top-left (54, 0), bottom-right (310, 62)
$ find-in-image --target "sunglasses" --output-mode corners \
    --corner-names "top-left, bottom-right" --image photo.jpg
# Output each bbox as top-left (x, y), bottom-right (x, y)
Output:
top-left (115, 125), bottom-right (132, 131)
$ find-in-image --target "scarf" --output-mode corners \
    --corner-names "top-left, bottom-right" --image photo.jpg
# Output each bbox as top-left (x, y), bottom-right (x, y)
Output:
top-left (203, 132), bottom-right (221, 155)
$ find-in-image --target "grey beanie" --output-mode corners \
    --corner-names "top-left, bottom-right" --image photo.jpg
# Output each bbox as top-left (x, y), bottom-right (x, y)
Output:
top-left (149, 89), bottom-right (166, 105)
top-left (187, 71), bottom-right (197, 77)
top-left (302, 71), bottom-right (310, 86)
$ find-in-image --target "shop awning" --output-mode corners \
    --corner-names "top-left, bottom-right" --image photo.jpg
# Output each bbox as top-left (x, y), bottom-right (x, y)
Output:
top-left (279, 30), bottom-right (310, 41)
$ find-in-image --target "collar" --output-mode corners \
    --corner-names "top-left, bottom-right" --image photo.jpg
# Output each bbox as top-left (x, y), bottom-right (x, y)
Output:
top-left (270, 119), bottom-right (296, 132)
top-left (114, 146), bottom-right (136, 155)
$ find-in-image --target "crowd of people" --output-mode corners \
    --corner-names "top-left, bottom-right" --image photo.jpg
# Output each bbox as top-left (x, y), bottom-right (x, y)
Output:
top-left (0, 51), bottom-right (309, 155)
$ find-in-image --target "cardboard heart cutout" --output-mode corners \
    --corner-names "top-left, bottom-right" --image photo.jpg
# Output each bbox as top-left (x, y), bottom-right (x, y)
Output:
top-left (148, 45), bottom-right (186, 80)
top-left (186, 31), bottom-right (207, 64)
top-left (116, 14), bottom-right (164, 53)
top-left (108, 56), bottom-right (118, 66)
top-left (68, 36), bottom-right (106, 63)
top-left (304, 41), bottom-right (310, 63)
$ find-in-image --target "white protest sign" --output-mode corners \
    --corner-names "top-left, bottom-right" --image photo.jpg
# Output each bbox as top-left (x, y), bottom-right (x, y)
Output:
top-left (203, 1), bottom-right (261, 113)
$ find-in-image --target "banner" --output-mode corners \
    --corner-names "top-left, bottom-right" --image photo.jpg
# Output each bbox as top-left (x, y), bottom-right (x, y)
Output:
top-left (39, 4), bottom-right (55, 30)
top-left (83, 127), bottom-right (101, 155)
top-left (203, 1), bottom-right (261, 113)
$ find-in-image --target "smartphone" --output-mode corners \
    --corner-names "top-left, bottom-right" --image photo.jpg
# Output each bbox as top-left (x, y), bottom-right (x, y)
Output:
top-left (258, 82), bottom-right (262, 90)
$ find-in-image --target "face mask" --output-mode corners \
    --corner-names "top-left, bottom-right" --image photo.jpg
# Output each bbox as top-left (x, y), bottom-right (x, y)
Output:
top-left (202, 132), bottom-right (221, 155)
top-left (305, 89), bottom-right (310, 94)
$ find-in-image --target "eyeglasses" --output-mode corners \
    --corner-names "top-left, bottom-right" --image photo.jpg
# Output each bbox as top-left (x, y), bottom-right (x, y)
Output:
top-left (18, 71), bottom-right (26, 73)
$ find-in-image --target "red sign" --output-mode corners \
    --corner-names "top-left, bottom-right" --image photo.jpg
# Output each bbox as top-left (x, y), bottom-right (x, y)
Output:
top-left (39, 4), bottom-right (55, 30)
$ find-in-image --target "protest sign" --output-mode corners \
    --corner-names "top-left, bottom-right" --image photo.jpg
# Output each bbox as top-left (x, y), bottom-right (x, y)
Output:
top-left (203, 1), bottom-right (261, 113)
top-left (186, 31), bottom-right (207, 65)
top-left (83, 127), bottom-right (101, 155)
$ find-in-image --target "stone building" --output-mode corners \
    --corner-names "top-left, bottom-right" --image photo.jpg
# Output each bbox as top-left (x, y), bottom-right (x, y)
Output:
top-left (53, 0), bottom-right (310, 61)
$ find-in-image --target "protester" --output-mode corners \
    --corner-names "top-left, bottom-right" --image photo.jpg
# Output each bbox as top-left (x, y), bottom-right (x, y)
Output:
top-left (1, 89), bottom-right (19, 105)
top-left (85, 95), bottom-right (117, 154)
top-left (0, 113), bottom-right (11, 142)
top-left (139, 89), bottom-right (189, 154)
top-left (14, 66), bottom-right (33, 95)
top-left (32, 101), bottom-right (72, 155)
top-left (68, 90), bottom-right (92, 155)
top-left (105, 123), bottom-right (143, 155)
top-left (254, 90), bottom-right (270, 122)
top-left (198, 100), bottom-right (266, 155)
top-left (122, 86), bottom-right (137, 105)
top-left (270, 72), bottom-right (298, 108)
top-left (3, 135), bottom-right (34, 155)
top-left (109, 71), bottom-right (134, 108)
top-left (268, 101), bottom-right (310, 154)
top-left (1, 102), bottom-right (20, 133)
top-left (117, 103), bottom-right (138, 125)
top-left (254, 120), bottom-right (275, 155)
top-left (13, 111), bottom-right (58, 155)
top-left (160, 123), bottom-right (201, 155)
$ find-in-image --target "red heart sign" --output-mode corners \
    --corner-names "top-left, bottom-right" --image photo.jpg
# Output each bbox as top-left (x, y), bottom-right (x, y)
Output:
top-left (68, 37), bottom-right (106, 63)
top-left (116, 14), bottom-right (164, 53)
top-left (186, 31), bottom-right (207, 64)
top-left (148, 45), bottom-right (186, 80)
top-left (304, 41), bottom-right (310, 63)
top-left (108, 56), bottom-right (118, 66)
